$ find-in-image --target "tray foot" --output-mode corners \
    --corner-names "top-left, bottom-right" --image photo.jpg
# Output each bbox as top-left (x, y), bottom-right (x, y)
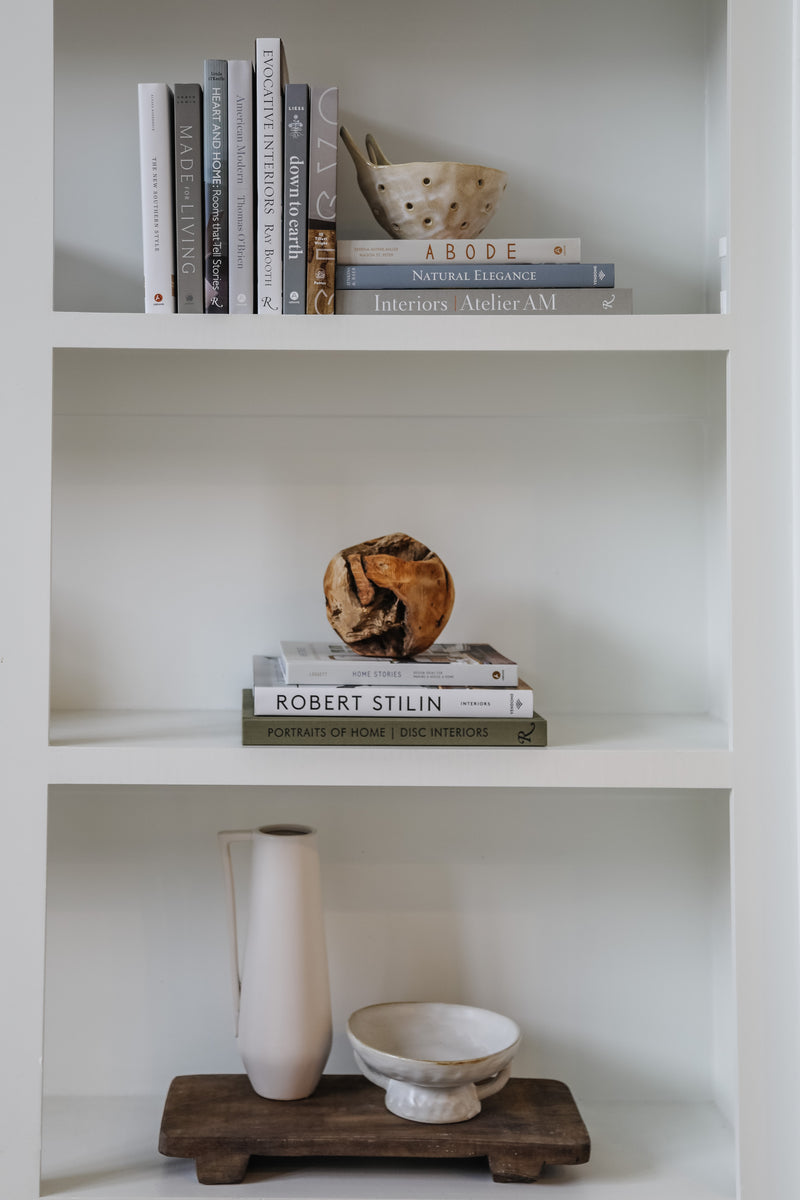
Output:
top-left (195, 1149), bottom-right (251, 1185)
top-left (489, 1150), bottom-right (546, 1183)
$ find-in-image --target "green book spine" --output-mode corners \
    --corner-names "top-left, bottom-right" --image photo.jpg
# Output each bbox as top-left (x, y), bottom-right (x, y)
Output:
top-left (241, 691), bottom-right (547, 747)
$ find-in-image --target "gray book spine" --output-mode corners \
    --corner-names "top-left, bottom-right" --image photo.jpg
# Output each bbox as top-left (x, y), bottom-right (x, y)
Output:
top-left (337, 263), bottom-right (614, 290)
top-left (282, 83), bottom-right (309, 314)
top-left (203, 59), bottom-right (228, 313)
top-left (306, 86), bottom-right (338, 314)
top-left (228, 60), bottom-right (254, 313)
top-left (335, 288), bottom-right (634, 315)
top-left (172, 84), bottom-right (203, 313)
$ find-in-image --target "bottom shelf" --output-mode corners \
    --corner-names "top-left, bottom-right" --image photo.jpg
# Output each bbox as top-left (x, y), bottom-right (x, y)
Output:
top-left (41, 1091), bottom-right (735, 1199)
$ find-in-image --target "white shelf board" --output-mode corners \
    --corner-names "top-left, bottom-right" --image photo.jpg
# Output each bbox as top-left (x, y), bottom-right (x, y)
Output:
top-left (40, 1092), bottom-right (735, 1199)
top-left (48, 312), bottom-right (733, 354)
top-left (48, 710), bottom-right (732, 789)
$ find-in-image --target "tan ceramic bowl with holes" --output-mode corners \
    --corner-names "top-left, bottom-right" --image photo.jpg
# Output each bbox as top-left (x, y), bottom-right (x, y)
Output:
top-left (347, 1001), bottom-right (521, 1123)
top-left (340, 128), bottom-right (508, 240)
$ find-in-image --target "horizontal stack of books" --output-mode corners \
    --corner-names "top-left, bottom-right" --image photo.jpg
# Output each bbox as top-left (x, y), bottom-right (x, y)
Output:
top-left (335, 237), bottom-right (633, 317)
top-left (138, 38), bottom-right (338, 316)
top-left (243, 642), bottom-right (547, 747)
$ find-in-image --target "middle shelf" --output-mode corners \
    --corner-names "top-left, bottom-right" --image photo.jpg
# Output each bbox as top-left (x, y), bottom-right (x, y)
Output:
top-left (48, 709), bottom-right (732, 788)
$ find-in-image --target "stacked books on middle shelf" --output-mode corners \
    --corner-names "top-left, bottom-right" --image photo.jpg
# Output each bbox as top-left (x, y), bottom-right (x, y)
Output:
top-left (243, 642), bottom-right (547, 747)
top-left (334, 236), bottom-right (633, 317)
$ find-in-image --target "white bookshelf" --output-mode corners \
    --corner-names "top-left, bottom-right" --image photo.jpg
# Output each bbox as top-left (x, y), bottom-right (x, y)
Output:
top-left (49, 311), bottom-right (733, 353)
top-left (1, 0), bottom-right (798, 1198)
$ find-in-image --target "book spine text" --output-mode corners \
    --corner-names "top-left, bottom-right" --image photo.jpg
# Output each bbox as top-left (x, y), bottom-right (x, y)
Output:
top-left (254, 38), bottom-right (284, 314)
top-left (282, 83), bottom-right (309, 314)
top-left (203, 59), bottom-right (228, 313)
top-left (306, 86), bottom-right (338, 315)
top-left (138, 83), bottom-right (176, 313)
top-left (337, 237), bottom-right (581, 265)
top-left (335, 288), bottom-right (633, 316)
top-left (337, 263), bottom-right (614, 290)
top-left (227, 61), bottom-right (254, 313)
top-left (172, 83), bottom-right (203, 314)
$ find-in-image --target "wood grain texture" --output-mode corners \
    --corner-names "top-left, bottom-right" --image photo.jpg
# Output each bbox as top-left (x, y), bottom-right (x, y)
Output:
top-left (323, 533), bottom-right (455, 658)
top-left (158, 1074), bottom-right (590, 1185)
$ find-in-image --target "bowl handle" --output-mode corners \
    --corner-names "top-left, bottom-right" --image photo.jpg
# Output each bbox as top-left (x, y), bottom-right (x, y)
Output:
top-left (474, 1063), bottom-right (512, 1101)
top-left (364, 133), bottom-right (391, 166)
top-left (340, 126), bottom-right (372, 172)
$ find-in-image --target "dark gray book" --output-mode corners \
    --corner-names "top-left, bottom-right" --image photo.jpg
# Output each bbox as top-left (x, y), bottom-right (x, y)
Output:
top-left (242, 691), bottom-right (547, 747)
top-left (203, 59), bottom-right (228, 312)
top-left (306, 86), bottom-right (338, 314)
top-left (282, 83), bottom-right (309, 314)
top-left (172, 83), bottom-right (203, 313)
top-left (335, 288), bottom-right (634, 316)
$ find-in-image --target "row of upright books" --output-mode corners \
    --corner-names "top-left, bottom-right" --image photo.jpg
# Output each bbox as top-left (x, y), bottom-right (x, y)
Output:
top-left (138, 38), bottom-right (338, 315)
top-left (243, 642), bottom-right (547, 747)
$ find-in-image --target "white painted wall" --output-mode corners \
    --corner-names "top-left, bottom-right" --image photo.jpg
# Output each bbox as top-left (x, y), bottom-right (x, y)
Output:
top-left (44, 785), bottom-right (732, 1110)
top-left (54, 0), bottom-right (721, 314)
top-left (50, 351), bottom-right (729, 717)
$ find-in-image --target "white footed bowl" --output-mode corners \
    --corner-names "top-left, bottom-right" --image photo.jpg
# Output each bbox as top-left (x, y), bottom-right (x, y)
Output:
top-left (347, 1002), bottom-right (521, 1124)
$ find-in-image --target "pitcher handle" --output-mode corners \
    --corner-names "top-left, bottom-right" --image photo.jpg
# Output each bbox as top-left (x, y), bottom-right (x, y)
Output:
top-left (217, 830), bottom-right (255, 1037)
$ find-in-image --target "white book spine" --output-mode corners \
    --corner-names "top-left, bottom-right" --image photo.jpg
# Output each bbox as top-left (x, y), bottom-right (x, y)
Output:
top-left (277, 645), bottom-right (519, 686)
top-left (253, 683), bottom-right (533, 718)
top-left (228, 61), bottom-right (254, 313)
top-left (138, 83), bottom-right (176, 312)
top-left (254, 38), bottom-right (284, 314)
top-left (336, 237), bottom-right (582, 265)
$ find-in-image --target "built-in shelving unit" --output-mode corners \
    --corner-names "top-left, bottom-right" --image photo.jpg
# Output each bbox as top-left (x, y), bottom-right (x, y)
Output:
top-left (1, 1), bottom-right (798, 1198)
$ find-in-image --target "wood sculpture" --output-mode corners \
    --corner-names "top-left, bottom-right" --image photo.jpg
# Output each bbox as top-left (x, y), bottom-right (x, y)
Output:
top-left (324, 532), bottom-right (455, 658)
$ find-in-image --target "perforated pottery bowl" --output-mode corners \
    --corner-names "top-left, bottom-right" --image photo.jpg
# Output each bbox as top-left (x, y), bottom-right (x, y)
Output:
top-left (347, 1001), bottom-right (521, 1123)
top-left (340, 128), bottom-right (508, 240)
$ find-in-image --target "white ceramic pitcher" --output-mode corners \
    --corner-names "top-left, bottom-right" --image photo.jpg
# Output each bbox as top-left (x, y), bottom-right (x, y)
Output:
top-left (218, 824), bottom-right (332, 1100)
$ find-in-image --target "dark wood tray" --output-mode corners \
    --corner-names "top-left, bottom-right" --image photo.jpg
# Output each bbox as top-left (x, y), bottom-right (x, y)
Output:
top-left (158, 1073), bottom-right (590, 1185)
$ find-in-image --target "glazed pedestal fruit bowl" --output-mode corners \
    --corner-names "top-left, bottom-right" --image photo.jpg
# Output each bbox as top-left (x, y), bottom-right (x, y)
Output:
top-left (347, 1001), bottom-right (521, 1124)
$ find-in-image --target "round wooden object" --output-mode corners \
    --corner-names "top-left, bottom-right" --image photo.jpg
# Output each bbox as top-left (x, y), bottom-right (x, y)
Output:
top-left (324, 533), bottom-right (455, 658)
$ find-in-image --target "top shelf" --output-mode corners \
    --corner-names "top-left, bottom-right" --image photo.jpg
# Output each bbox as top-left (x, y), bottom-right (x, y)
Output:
top-left (48, 312), bottom-right (733, 354)
top-left (53, 0), bottom-right (730, 319)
